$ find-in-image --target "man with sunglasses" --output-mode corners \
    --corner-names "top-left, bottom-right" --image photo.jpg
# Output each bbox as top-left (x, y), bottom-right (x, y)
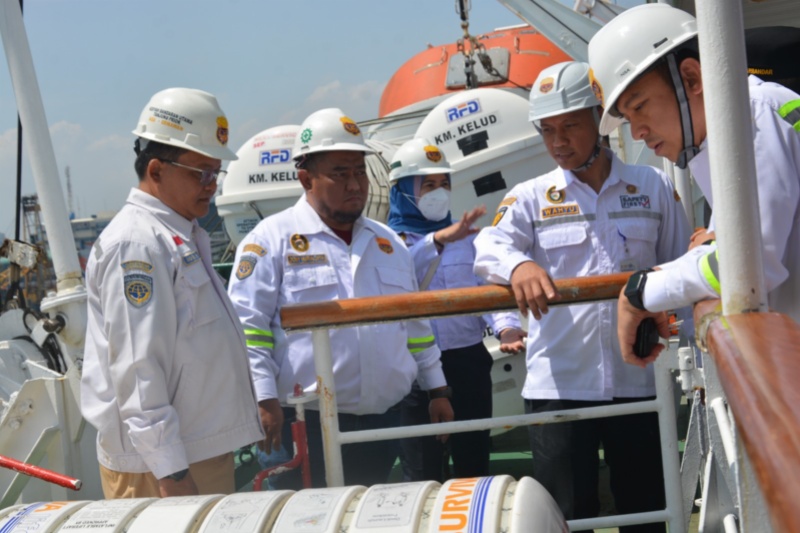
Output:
top-left (81, 88), bottom-right (263, 498)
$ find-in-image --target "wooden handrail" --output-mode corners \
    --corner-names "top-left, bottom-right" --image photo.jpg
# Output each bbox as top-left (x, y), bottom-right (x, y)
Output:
top-left (695, 300), bottom-right (800, 533)
top-left (281, 272), bottom-right (630, 331)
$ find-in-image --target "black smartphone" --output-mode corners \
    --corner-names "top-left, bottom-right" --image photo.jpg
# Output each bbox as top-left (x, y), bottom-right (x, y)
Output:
top-left (634, 318), bottom-right (660, 358)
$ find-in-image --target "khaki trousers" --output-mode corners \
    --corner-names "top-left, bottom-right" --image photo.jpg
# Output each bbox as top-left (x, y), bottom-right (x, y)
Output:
top-left (99, 452), bottom-right (235, 499)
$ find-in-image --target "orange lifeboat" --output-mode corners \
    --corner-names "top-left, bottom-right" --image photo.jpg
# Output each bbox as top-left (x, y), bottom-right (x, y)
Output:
top-left (379, 25), bottom-right (572, 117)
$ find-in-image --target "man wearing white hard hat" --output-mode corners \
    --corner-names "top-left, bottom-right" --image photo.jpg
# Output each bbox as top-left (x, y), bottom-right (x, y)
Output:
top-left (587, 4), bottom-right (800, 366)
top-left (474, 61), bottom-right (690, 529)
top-left (81, 88), bottom-right (264, 498)
top-left (228, 108), bottom-right (454, 488)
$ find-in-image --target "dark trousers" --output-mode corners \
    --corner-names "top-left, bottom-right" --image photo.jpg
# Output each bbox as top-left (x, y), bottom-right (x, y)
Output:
top-left (400, 342), bottom-right (493, 481)
top-left (526, 398), bottom-right (666, 533)
top-left (273, 405), bottom-right (400, 489)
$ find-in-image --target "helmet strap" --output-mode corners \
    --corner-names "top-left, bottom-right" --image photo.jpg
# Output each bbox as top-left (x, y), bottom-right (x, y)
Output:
top-left (572, 134), bottom-right (603, 172)
top-left (666, 54), bottom-right (700, 169)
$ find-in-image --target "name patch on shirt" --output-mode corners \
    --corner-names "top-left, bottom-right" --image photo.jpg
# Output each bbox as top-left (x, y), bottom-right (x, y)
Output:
top-left (243, 243), bottom-right (267, 256)
top-left (236, 257), bottom-right (257, 280)
top-left (124, 273), bottom-right (153, 308)
top-left (182, 251), bottom-right (200, 266)
top-left (541, 203), bottom-right (580, 219)
top-left (121, 260), bottom-right (153, 273)
top-left (620, 194), bottom-right (651, 209)
top-left (376, 237), bottom-right (394, 254)
top-left (287, 254), bottom-right (328, 266)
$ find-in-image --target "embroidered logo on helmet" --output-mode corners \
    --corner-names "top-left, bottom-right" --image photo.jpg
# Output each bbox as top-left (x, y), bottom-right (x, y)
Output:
top-left (424, 145), bottom-right (442, 163)
top-left (340, 116), bottom-right (361, 136)
top-left (216, 116), bottom-right (229, 146)
top-left (588, 68), bottom-right (604, 105)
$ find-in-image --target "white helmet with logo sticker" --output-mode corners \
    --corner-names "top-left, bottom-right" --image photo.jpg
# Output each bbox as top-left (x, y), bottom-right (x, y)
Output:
top-left (132, 87), bottom-right (237, 160)
top-left (292, 108), bottom-right (374, 161)
top-left (388, 137), bottom-right (452, 183)
top-left (588, 3), bottom-right (697, 135)
top-left (528, 61), bottom-right (601, 131)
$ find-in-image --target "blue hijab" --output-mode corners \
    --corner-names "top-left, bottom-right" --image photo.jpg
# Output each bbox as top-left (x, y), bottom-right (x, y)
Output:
top-left (387, 175), bottom-right (452, 235)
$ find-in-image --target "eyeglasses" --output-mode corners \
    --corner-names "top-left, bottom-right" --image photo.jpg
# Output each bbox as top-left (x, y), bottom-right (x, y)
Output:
top-left (163, 160), bottom-right (226, 187)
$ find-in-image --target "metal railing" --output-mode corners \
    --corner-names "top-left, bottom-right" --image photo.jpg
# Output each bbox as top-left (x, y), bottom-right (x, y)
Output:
top-left (280, 273), bottom-right (685, 532)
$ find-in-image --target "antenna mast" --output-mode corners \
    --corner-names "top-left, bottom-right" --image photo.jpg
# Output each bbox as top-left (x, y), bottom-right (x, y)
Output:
top-left (65, 165), bottom-right (74, 219)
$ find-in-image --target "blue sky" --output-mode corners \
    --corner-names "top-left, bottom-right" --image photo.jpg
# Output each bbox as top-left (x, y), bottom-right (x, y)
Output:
top-left (0, 0), bottom-right (632, 236)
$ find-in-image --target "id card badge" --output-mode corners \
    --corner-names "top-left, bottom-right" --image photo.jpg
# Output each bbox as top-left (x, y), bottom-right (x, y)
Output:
top-left (619, 259), bottom-right (638, 272)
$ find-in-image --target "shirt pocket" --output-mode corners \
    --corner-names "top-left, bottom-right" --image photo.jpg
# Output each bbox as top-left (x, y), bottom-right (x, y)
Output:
top-left (283, 266), bottom-right (339, 303)
top-left (376, 266), bottom-right (414, 295)
top-left (536, 225), bottom-right (589, 277)
top-left (441, 246), bottom-right (477, 289)
top-left (616, 218), bottom-right (659, 268)
top-left (181, 266), bottom-right (223, 328)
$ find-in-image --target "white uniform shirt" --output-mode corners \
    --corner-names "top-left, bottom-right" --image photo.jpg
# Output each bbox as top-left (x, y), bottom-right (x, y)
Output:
top-left (403, 232), bottom-right (521, 351)
top-left (474, 153), bottom-right (690, 400)
top-left (81, 189), bottom-right (264, 479)
top-left (227, 196), bottom-right (447, 415)
top-left (644, 76), bottom-right (800, 323)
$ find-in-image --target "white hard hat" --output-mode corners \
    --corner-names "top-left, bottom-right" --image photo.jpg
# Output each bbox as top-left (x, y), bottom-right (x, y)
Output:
top-left (293, 108), bottom-right (374, 161)
top-left (588, 3), bottom-right (697, 135)
top-left (388, 138), bottom-right (452, 183)
top-left (529, 61), bottom-right (601, 130)
top-left (132, 87), bottom-right (238, 160)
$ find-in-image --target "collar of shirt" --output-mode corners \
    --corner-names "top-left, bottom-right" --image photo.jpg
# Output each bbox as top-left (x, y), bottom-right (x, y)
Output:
top-left (126, 187), bottom-right (198, 245)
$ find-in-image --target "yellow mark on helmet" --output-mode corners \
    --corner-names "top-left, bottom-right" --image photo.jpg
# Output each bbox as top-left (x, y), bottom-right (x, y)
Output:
top-left (340, 116), bottom-right (361, 136)
top-left (424, 145), bottom-right (442, 163)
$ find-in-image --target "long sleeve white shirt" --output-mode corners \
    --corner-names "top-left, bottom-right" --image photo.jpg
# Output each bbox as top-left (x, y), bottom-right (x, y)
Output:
top-left (403, 232), bottom-right (522, 350)
top-left (644, 76), bottom-right (800, 323)
top-left (474, 153), bottom-right (690, 400)
top-left (81, 188), bottom-right (264, 479)
top-left (227, 196), bottom-right (446, 415)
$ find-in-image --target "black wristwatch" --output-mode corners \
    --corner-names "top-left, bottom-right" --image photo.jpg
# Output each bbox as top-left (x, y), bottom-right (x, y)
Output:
top-left (428, 386), bottom-right (453, 400)
top-left (162, 468), bottom-right (189, 482)
top-left (624, 269), bottom-right (654, 311)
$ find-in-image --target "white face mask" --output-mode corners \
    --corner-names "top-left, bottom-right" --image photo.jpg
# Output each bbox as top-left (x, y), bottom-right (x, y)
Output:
top-left (417, 187), bottom-right (451, 221)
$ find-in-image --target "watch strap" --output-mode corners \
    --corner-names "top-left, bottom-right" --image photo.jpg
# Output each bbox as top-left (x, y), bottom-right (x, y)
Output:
top-left (428, 386), bottom-right (453, 400)
top-left (162, 468), bottom-right (189, 482)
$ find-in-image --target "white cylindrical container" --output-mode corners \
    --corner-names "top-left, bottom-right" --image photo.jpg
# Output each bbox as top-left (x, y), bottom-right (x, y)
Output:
top-left (57, 498), bottom-right (155, 532)
top-left (197, 490), bottom-right (293, 533)
top-left (124, 495), bottom-right (223, 533)
top-left (0, 501), bottom-right (90, 532)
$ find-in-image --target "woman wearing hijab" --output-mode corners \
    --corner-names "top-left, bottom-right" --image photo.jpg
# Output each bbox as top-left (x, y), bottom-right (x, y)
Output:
top-left (387, 137), bottom-right (526, 481)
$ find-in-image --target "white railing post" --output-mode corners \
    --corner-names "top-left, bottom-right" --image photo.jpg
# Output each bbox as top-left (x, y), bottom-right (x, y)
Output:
top-left (310, 329), bottom-right (344, 487)
top-left (694, 0), bottom-right (767, 316)
top-left (654, 353), bottom-right (685, 533)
